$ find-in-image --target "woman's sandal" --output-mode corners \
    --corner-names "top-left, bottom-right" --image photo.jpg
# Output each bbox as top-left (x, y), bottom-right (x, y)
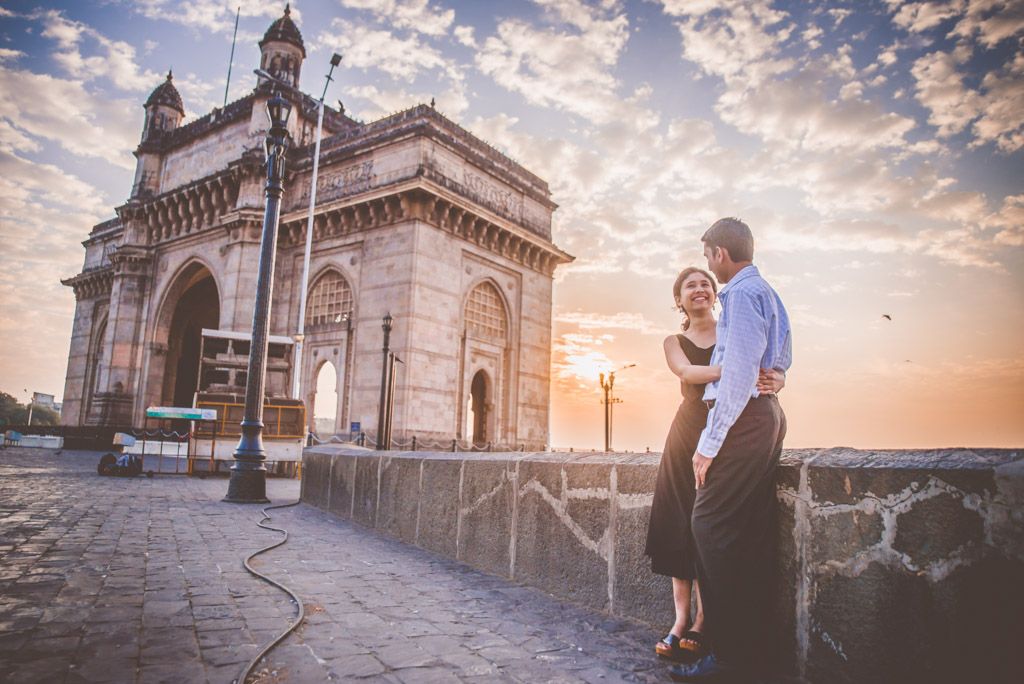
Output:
top-left (654, 633), bottom-right (702, 662)
top-left (677, 630), bottom-right (706, 655)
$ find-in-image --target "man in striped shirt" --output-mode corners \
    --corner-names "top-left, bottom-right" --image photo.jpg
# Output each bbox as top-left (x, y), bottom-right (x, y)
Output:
top-left (670, 218), bottom-right (791, 683)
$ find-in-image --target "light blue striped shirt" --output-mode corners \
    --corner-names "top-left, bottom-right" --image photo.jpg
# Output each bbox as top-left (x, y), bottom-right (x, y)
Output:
top-left (698, 265), bottom-right (792, 458)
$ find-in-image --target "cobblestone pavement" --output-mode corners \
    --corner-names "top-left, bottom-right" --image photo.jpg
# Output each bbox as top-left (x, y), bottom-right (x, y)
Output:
top-left (0, 448), bottom-right (668, 683)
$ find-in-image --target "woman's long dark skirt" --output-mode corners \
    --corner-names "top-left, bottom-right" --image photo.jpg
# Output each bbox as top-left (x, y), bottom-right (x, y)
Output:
top-left (644, 400), bottom-right (707, 579)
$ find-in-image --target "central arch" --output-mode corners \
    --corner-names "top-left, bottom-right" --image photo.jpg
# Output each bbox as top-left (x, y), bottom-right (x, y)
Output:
top-left (154, 262), bottom-right (220, 408)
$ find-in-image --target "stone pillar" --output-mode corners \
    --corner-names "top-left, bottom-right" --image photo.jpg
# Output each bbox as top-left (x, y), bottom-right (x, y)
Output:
top-left (88, 246), bottom-right (152, 426)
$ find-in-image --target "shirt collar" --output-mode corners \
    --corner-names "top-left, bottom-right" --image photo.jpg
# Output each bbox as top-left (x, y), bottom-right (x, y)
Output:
top-left (718, 264), bottom-right (759, 297)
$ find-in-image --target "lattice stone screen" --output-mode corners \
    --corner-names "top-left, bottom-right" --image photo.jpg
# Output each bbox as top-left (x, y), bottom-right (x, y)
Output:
top-left (466, 282), bottom-right (507, 341)
top-left (307, 271), bottom-right (353, 326)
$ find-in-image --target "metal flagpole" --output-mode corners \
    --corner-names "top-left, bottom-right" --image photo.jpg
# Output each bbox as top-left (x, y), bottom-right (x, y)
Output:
top-left (223, 7), bottom-right (240, 108)
top-left (292, 54), bottom-right (342, 402)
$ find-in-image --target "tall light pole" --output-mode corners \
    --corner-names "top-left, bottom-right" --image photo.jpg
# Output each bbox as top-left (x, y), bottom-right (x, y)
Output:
top-left (292, 53), bottom-right (342, 403)
top-left (599, 364), bottom-right (635, 452)
top-left (224, 91), bottom-right (292, 504)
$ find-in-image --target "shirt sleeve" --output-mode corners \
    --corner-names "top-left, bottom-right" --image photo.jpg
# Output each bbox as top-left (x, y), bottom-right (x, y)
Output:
top-left (697, 289), bottom-right (768, 457)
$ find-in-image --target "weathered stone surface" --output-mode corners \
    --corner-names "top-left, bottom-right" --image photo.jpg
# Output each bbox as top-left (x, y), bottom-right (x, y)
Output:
top-left (776, 460), bottom-right (801, 491)
top-left (417, 457), bottom-right (461, 557)
top-left (517, 458), bottom-right (563, 500)
top-left (301, 450), bottom-right (331, 510)
top-left (327, 452), bottom-right (357, 519)
top-left (514, 484), bottom-right (608, 612)
top-left (807, 465), bottom-right (923, 505)
top-left (772, 498), bottom-right (799, 677)
top-left (376, 453), bottom-right (422, 543)
top-left (927, 555), bottom-right (1024, 683)
top-left (612, 505), bottom-right (670, 627)
top-left (893, 491), bottom-right (984, 566)
top-left (458, 461), bottom-right (513, 577)
top-left (352, 454), bottom-right (380, 527)
top-left (993, 457), bottom-right (1024, 561)
top-left (810, 509), bottom-right (884, 563)
top-left (809, 561), bottom-right (936, 683)
top-left (807, 449), bottom-right (1018, 504)
top-left (615, 461), bottom-right (657, 495)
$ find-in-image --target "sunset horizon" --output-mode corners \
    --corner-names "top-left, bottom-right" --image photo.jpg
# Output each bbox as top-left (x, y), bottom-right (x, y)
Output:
top-left (1, 0), bottom-right (1021, 452)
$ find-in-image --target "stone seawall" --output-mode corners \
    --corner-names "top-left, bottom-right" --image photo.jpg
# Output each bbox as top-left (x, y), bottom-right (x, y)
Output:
top-left (300, 447), bottom-right (1023, 683)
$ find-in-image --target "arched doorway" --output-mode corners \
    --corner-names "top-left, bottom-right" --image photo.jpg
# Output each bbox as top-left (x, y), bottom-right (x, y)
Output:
top-left (469, 370), bottom-right (488, 447)
top-left (312, 360), bottom-right (338, 436)
top-left (84, 317), bottom-right (107, 422)
top-left (161, 270), bottom-right (219, 407)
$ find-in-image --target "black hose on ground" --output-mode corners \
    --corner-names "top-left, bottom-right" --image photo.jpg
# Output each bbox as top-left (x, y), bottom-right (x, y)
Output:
top-left (234, 500), bottom-right (305, 684)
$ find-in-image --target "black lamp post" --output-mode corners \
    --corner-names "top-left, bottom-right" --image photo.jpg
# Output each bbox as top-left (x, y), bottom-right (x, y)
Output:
top-left (599, 363), bottom-right (635, 452)
top-left (224, 91), bottom-right (292, 503)
top-left (376, 313), bottom-right (393, 450)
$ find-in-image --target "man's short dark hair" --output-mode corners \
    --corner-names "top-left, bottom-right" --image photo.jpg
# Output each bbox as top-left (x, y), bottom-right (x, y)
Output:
top-left (701, 217), bottom-right (754, 262)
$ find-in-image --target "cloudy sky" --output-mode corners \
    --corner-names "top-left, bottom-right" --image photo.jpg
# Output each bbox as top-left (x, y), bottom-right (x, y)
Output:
top-left (1, 0), bottom-right (1022, 450)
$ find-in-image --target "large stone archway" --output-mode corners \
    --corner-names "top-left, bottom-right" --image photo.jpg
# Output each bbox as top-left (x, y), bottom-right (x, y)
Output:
top-left (148, 262), bottom-right (220, 410)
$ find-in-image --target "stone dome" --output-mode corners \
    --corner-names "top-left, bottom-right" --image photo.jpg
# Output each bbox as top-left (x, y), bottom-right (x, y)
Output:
top-left (260, 4), bottom-right (306, 57)
top-left (144, 71), bottom-right (185, 115)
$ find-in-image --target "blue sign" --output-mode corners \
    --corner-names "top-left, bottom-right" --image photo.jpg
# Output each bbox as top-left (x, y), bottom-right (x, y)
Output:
top-left (350, 421), bottom-right (361, 434)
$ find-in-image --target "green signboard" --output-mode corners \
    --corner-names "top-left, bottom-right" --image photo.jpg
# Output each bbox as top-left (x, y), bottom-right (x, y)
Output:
top-left (146, 406), bottom-right (217, 421)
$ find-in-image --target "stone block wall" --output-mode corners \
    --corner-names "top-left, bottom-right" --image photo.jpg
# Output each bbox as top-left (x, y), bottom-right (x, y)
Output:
top-left (301, 447), bottom-right (1023, 683)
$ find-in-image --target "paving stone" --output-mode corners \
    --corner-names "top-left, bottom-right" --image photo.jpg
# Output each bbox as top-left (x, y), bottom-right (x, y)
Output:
top-left (326, 653), bottom-right (388, 678)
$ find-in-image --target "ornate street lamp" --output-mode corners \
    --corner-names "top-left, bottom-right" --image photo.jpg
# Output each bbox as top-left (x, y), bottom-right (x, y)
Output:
top-left (376, 312), bottom-right (393, 450)
top-left (224, 91), bottom-right (292, 503)
top-left (599, 363), bottom-right (635, 452)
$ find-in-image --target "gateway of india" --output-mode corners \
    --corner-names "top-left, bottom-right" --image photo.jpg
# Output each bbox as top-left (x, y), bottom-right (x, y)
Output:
top-left (60, 6), bottom-right (572, 450)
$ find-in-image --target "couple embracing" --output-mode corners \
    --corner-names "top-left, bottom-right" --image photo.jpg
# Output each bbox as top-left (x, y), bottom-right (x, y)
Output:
top-left (644, 218), bottom-right (792, 683)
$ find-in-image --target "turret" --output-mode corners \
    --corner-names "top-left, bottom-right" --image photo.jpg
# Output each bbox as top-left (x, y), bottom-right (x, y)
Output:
top-left (132, 71), bottom-right (185, 198)
top-left (142, 70), bottom-right (185, 141)
top-left (258, 4), bottom-right (306, 88)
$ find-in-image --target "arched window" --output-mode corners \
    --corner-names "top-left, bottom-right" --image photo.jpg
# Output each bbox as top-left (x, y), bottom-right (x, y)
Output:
top-left (307, 270), bottom-right (353, 327)
top-left (465, 281), bottom-right (507, 342)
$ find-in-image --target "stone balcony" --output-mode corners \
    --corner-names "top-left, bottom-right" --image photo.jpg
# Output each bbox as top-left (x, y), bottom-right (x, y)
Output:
top-left (300, 447), bottom-right (1023, 683)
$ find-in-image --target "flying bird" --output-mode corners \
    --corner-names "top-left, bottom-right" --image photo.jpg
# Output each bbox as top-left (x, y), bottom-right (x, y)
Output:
top-left (882, 314), bottom-right (892, 321)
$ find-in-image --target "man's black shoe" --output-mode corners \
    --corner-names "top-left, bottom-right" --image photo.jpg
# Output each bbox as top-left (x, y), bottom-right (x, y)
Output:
top-left (668, 654), bottom-right (746, 683)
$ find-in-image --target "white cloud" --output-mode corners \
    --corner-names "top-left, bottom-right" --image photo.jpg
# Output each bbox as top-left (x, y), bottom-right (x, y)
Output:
top-left (476, 0), bottom-right (631, 124)
top-left (911, 50), bottom-right (982, 137)
top-left (886, 0), bottom-right (965, 33)
top-left (665, 0), bottom-right (795, 85)
top-left (556, 311), bottom-right (667, 335)
top-left (912, 49), bottom-right (1024, 151)
top-left (41, 10), bottom-right (161, 92)
top-left (986, 194), bottom-right (1024, 245)
top-left (319, 20), bottom-right (453, 81)
top-left (717, 71), bottom-right (917, 154)
top-left (950, 0), bottom-right (1024, 48)
top-left (972, 54), bottom-right (1024, 152)
top-left (128, 0), bottom-right (286, 35)
top-left (453, 25), bottom-right (477, 48)
top-left (348, 83), bottom-right (467, 119)
top-left (0, 48), bottom-right (25, 64)
top-left (339, 0), bottom-right (455, 37)
top-left (0, 68), bottom-right (139, 169)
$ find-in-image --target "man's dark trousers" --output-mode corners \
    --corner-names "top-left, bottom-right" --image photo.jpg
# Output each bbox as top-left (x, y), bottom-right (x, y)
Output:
top-left (692, 394), bottom-right (787, 674)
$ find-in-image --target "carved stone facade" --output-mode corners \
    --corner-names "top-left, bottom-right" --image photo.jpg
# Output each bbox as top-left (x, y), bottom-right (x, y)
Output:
top-left (61, 8), bottom-right (572, 449)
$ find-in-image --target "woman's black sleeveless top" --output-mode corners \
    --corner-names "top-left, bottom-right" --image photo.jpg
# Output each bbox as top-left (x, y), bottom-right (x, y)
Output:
top-left (677, 333), bottom-right (715, 406)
